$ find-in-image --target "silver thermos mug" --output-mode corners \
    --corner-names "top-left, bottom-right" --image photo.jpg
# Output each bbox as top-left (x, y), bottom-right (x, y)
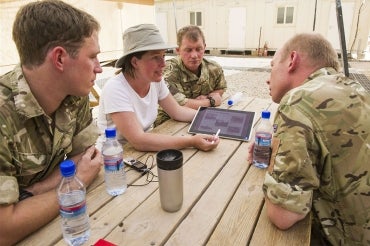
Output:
top-left (156, 149), bottom-right (183, 212)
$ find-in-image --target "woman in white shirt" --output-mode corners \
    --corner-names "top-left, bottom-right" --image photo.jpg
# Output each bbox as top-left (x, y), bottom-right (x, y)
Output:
top-left (97, 24), bottom-right (219, 151)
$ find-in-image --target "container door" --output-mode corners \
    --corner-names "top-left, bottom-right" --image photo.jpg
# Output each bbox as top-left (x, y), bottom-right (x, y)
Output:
top-left (228, 7), bottom-right (246, 49)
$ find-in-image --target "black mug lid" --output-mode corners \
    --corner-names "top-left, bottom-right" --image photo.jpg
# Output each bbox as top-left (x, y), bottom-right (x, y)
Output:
top-left (156, 149), bottom-right (183, 170)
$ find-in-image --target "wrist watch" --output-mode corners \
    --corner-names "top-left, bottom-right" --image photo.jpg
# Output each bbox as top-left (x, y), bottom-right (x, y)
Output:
top-left (19, 189), bottom-right (34, 201)
top-left (207, 96), bottom-right (215, 107)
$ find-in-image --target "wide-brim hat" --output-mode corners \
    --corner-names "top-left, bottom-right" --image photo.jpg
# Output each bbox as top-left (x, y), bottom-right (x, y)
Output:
top-left (115, 24), bottom-right (176, 68)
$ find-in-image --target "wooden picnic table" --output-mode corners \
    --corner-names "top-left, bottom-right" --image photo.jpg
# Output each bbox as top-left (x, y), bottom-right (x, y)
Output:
top-left (18, 95), bottom-right (311, 246)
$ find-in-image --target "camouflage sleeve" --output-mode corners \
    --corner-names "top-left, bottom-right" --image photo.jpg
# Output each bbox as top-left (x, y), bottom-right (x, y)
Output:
top-left (212, 64), bottom-right (227, 91)
top-left (263, 104), bottom-right (320, 215)
top-left (69, 97), bottom-right (99, 157)
top-left (0, 176), bottom-right (19, 205)
top-left (0, 118), bottom-right (20, 205)
top-left (163, 59), bottom-right (187, 106)
top-left (168, 83), bottom-right (187, 106)
top-left (0, 99), bottom-right (20, 204)
top-left (0, 134), bottom-right (19, 204)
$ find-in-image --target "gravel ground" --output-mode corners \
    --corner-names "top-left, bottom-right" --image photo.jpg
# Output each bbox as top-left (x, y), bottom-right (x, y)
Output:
top-left (224, 60), bottom-right (370, 100)
top-left (224, 69), bottom-right (271, 100)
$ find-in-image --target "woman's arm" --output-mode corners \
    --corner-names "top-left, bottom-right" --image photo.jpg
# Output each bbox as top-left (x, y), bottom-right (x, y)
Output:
top-left (159, 94), bottom-right (197, 122)
top-left (111, 111), bottom-right (219, 152)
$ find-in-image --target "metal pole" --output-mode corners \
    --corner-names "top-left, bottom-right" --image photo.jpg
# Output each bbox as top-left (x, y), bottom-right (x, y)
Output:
top-left (313, 0), bottom-right (317, 31)
top-left (172, 0), bottom-right (178, 32)
top-left (258, 26), bottom-right (262, 56)
top-left (336, 0), bottom-right (349, 77)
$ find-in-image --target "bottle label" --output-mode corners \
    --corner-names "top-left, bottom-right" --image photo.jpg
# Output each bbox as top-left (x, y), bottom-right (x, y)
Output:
top-left (59, 200), bottom-right (87, 218)
top-left (254, 132), bottom-right (272, 146)
top-left (104, 157), bottom-right (123, 171)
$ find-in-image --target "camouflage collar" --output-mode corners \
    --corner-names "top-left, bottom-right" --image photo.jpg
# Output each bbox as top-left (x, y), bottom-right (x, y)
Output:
top-left (176, 56), bottom-right (208, 83)
top-left (304, 67), bottom-right (339, 83)
top-left (11, 64), bottom-right (80, 120)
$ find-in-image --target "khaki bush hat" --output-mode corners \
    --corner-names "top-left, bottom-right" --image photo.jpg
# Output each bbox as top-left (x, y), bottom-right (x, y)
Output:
top-left (115, 24), bottom-right (175, 68)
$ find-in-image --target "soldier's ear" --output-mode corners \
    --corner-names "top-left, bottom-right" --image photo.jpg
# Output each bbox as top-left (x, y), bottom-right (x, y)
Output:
top-left (288, 51), bottom-right (300, 72)
top-left (50, 46), bottom-right (68, 72)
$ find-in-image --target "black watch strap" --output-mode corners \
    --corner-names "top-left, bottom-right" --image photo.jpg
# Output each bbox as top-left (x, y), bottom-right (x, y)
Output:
top-left (19, 189), bottom-right (34, 201)
top-left (207, 96), bottom-right (215, 107)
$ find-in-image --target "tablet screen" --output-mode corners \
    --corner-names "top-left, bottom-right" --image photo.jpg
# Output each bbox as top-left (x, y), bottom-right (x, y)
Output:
top-left (188, 107), bottom-right (255, 141)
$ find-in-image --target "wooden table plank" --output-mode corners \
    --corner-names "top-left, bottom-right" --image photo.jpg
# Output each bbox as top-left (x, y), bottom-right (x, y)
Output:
top-left (206, 144), bottom-right (267, 245)
top-left (249, 205), bottom-right (311, 246)
top-left (54, 131), bottom-right (199, 245)
top-left (208, 99), bottom-right (310, 246)
top-left (165, 140), bottom-right (255, 245)
top-left (18, 119), bottom-right (190, 245)
top-left (102, 137), bottom-right (240, 245)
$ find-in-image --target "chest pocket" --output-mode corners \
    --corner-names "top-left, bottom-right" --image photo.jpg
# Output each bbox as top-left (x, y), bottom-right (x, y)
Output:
top-left (9, 126), bottom-right (72, 187)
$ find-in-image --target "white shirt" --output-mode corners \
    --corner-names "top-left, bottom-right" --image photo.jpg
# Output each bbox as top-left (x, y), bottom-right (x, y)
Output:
top-left (97, 72), bottom-right (169, 145)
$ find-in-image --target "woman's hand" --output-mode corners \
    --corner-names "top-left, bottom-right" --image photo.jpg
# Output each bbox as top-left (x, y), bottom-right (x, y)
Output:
top-left (192, 134), bottom-right (220, 151)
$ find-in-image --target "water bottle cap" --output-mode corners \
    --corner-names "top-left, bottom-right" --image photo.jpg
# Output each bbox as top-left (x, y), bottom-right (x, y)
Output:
top-left (105, 128), bottom-right (117, 138)
top-left (261, 110), bottom-right (271, 119)
top-left (227, 100), bottom-right (233, 106)
top-left (60, 160), bottom-right (76, 177)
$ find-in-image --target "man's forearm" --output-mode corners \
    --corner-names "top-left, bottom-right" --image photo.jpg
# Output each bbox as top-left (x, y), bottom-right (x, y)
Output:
top-left (0, 190), bottom-right (59, 246)
top-left (26, 166), bottom-right (62, 195)
top-left (27, 152), bottom-right (85, 195)
top-left (265, 197), bottom-right (307, 230)
top-left (184, 98), bottom-right (211, 109)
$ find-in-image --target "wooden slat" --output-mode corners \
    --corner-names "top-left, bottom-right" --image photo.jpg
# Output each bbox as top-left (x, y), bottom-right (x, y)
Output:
top-left (206, 153), bottom-right (267, 245)
top-left (18, 115), bottom-right (191, 245)
top-left (54, 126), bottom-right (199, 245)
top-left (102, 135), bottom-right (240, 245)
top-left (165, 140), bottom-right (260, 245)
top-left (249, 205), bottom-right (311, 246)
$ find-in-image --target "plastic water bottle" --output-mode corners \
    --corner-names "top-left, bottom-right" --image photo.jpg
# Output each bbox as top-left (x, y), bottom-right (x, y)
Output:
top-left (102, 128), bottom-right (127, 196)
top-left (253, 110), bottom-right (273, 168)
top-left (227, 92), bottom-right (243, 106)
top-left (57, 160), bottom-right (90, 246)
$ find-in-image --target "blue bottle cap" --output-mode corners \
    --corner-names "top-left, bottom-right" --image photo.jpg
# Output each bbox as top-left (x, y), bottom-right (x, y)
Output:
top-left (105, 128), bottom-right (117, 138)
top-left (227, 99), bottom-right (234, 106)
top-left (60, 160), bottom-right (76, 177)
top-left (261, 110), bottom-right (271, 119)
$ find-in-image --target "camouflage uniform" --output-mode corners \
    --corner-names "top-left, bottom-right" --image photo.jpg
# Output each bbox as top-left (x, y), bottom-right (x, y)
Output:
top-left (0, 65), bottom-right (99, 205)
top-left (263, 67), bottom-right (370, 245)
top-left (154, 56), bottom-right (227, 126)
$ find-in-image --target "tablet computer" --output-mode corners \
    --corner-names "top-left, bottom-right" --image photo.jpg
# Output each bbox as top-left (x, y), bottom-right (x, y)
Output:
top-left (188, 107), bottom-right (255, 141)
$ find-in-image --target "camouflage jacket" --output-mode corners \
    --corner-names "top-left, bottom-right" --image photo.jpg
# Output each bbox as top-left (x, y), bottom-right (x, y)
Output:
top-left (0, 65), bottom-right (98, 205)
top-left (263, 67), bottom-right (370, 245)
top-left (154, 56), bottom-right (227, 126)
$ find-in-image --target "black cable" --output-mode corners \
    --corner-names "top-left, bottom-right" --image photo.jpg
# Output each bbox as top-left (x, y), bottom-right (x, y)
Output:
top-left (128, 155), bottom-right (158, 187)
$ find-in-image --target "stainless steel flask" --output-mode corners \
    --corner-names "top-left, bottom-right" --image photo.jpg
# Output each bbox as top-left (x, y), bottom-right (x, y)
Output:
top-left (156, 149), bottom-right (183, 212)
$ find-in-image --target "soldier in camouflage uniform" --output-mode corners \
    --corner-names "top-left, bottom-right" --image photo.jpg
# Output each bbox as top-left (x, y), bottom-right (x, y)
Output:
top-left (0, 1), bottom-right (103, 244)
top-left (154, 25), bottom-right (227, 127)
top-left (256, 33), bottom-right (370, 245)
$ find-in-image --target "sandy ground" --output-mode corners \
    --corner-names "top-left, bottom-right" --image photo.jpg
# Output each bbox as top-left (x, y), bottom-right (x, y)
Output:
top-left (223, 59), bottom-right (370, 100)
top-left (223, 70), bottom-right (271, 99)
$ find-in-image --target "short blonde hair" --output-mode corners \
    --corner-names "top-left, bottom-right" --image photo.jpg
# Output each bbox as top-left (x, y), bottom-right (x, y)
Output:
top-left (176, 25), bottom-right (205, 47)
top-left (280, 33), bottom-right (340, 71)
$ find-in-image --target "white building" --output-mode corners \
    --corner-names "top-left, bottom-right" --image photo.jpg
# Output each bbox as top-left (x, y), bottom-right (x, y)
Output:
top-left (155, 0), bottom-right (370, 57)
top-left (1, 0), bottom-right (369, 75)
top-left (0, 0), bottom-right (156, 74)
